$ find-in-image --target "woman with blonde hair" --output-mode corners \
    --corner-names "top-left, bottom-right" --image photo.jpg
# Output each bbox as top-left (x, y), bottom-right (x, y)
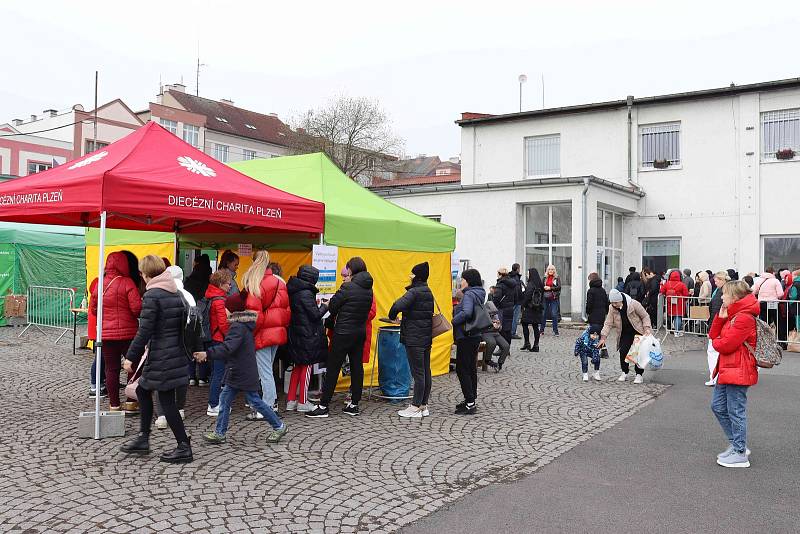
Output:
top-left (243, 250), bottom-right (291, 417)
top-left (540, 264), bottom-right (562, 336)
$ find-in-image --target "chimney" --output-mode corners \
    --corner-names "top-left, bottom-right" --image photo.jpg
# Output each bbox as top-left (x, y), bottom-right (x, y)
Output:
top-left (220, 98), bottom-right (234, 105)
top-left (43, 109), bottom-right (58, 118)
top-left (449, 156), bottom-right (460, 164)
top-left (30, 114), bottom-right (37, 122)
top-left (167, 83), bottom-right (186, 93)
top-left (12, 119), bottom-right (23, 126)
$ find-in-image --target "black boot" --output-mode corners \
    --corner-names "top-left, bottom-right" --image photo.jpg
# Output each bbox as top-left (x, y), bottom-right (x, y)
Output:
top-left (530, 345), bottom-right (539, 352)
top-left (160, 440), bottom-right (193, 464)
top-left (121, 432), bottom-right (150, 454)
top-left (521, 343), bottom-right (531, 351)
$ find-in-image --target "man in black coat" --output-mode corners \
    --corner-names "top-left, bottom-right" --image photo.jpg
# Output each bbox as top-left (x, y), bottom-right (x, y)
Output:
top-left (509, 263), bottom-right (524, 339)
top-left (586, 272), bottom-right (610, 329)
top-left (307, 257), bottom-right (374, 419)
top-left (389, 262), bottom-right (434, 417)
top-left (495, 269), bottom-right (517, 343)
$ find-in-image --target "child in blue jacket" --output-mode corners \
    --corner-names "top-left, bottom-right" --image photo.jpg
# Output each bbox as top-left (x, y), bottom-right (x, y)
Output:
top-left (574, 324), bottom-right (602, 382)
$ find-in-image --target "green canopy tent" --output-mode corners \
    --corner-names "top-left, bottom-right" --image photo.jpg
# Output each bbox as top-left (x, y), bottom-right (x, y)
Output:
top-left (0, 223), bottom-right (87, 326)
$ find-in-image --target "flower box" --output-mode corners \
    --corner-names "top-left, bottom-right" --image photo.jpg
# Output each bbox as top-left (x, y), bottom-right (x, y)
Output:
top-left (653, 159), bottom-right (671, 169)
top-left (776, 149), bottom-right (796, 160)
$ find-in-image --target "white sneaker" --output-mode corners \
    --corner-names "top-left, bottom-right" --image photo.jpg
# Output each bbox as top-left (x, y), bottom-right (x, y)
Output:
top-left (198, 379), bottom-right (208, 386)
top-left (593, 371), bottom-right (601, 381)
top-left (296, 402), bottom-right (316, 413)
top-left (421, 405), bottom-right (430, 417)
top-left (705, 379), bottom-right (716, 387)
top-left (582, 373), bottom-right (589, 382)
top-left (189, 379), bottom-right (197, 386)
top-left (634, 374), bottom-right (644, 384)
top-left (398, 405), bottom-right (423, 418)
top-left (285, 400), bottom-right (298, 411)
top-left (179, 409), bottom-right (185, 420)
top-left (617, 373), bottom-right (628, 382)
top-left (155, 415), bottom-right (167, 429)
top-left (206, 404), bottom-right (220, 417)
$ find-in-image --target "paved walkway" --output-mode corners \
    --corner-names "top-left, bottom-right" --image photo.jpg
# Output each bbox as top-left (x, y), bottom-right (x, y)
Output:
top-left (0, 327), bottom-right (667, 533)
top-left (401, 335), bottom-right (800, 534)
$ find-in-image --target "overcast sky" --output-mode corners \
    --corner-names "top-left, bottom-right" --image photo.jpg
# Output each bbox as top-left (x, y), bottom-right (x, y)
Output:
top-left (2, 0), bottom-right (799, 158)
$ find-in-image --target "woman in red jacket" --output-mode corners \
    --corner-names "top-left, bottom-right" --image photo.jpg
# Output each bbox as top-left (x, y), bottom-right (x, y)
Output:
top-left (243, 250), bottom-right (291, 417)
top-left (709, 280), bottom-right (759, 468)
top-left (660, 270), bottom-right (689, 337)
top-left (89, 251), bottom-right (143, 411)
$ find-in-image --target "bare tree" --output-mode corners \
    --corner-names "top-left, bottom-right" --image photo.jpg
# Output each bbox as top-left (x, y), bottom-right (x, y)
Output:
top-left (289, 95), bottom-right (404, 182)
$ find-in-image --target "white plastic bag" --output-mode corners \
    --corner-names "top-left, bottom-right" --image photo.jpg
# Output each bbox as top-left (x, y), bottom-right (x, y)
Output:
top-left (636, 335), bottom-right (656, 369)
top-left (648, 338), bottom-right (664, 370)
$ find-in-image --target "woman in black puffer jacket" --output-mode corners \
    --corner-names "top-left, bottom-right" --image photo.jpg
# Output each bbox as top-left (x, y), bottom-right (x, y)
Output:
top-left (586, 272), bottom-right (610, 329)
top-left (121, 255), bottom-right (193, 464)
top-left (389, 262), bottom-right (434, 418)
top-left (306, 257), bottom-right (374, 418)
top-left (494, 268), bottom-right (517, 343)
top-left (286, 265), bottom-right (328, 412)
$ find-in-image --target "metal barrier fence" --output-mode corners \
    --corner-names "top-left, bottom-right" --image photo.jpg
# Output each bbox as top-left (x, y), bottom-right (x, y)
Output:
top-left (661, 295), bottom-right (713, 340)
top-left (18, 286), bottom-right (75, 344)
top-left (751, 298), bottom-right (800, 347)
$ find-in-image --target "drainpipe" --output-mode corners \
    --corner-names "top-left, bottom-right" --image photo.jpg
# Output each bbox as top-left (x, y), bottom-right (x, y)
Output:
top-left (581, 177), bottom-right (590, 322)
top-left (626, 95), bottom-right (637, 188)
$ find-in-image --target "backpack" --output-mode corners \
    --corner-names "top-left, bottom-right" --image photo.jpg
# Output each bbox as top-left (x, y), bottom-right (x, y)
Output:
top-left (528, 288), bottom-right (543, 309)
top-left (628, 283), bottom-right (641, 300)
top-left (195, 296), bottom-right (225, 344)
top-left (744, 316), bottom-right (783, 368)
top-left (178, 293), bottom-right (205, 361)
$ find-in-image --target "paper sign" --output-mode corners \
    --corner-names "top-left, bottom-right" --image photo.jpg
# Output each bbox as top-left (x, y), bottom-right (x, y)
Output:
top-left (313, 245), bottom-right (339, 293)
top-left (237, 243), bottom-right (253, 257)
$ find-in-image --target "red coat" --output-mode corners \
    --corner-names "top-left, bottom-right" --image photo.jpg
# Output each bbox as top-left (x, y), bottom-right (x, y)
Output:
top-left (205, 284), bottom-right (230, 343)
top-left (245, 270), bottom-right (291, 349)
top-left (89, 251), bottom-right (142, 340)
top-left (660, 270), bottom-right (689, 316)
top-left (710, 293), bottom-right (759, 386)
top-left (362, 296), bottom-right (377, 363)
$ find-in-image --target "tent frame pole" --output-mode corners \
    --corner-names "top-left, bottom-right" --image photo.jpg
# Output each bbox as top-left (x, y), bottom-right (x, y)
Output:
top-left (93, 211), bottom-right (107, 439)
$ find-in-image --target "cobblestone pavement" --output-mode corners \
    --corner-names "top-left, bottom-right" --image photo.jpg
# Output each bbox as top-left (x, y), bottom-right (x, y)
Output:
top-left (0, 326), bottom-right (669, 533)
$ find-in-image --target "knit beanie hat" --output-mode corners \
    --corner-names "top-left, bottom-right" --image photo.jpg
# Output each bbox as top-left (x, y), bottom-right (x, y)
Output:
top-left (609, 289), bottom-right (623, 303)
top-left (588, 324), bottom-right (602, 336)
top-left (411, 262), bottom-right (430, 282)
top-left (225, 291), bottom-right (248, 313)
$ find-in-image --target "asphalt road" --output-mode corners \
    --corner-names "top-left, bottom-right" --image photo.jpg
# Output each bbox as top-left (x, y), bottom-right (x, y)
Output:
top-left (401, 338), bottom-right (800, 534)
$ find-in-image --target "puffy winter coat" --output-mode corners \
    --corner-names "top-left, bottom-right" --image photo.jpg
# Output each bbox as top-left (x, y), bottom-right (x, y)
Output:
top-left (710, 293), bottom-right (759, 386)
top-left (204, 284), bottom-right (230, 343)
top-left (207, 310), bottom-right (261, 391)
top-left (494, 276), bottom-right (517, 331)
top-left (601, 295), bottom-right (652, 345)
top-left (623, 272), bottom-right (645, 302)
top-left (389, 280), bottom-right (434, 348)
top-left (362, 297), bottom-right (377, 363)
top-left (286, 266), bottom-right (328, 365)
top-left (754, 272), bottom-right (783, 302)
top-left (328, 271), bottom-right (374, 338)
top-left (660, 270), bottom-right (689, 316)
top-left (245, 269), bottom-right (291, 349)
top-left (452, 286), bottom-right (487, 340)
top-left (643, 275), bottom-right (661, 314)
top-left (126, 271), bottom-right (189, 392)
top-left (585, 278), bottom-right (609, 326)
top-left (89, 252), bottom-right (142, 341)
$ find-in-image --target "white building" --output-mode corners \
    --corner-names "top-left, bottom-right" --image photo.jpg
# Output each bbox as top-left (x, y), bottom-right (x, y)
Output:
top-left (375, 78), bottom-right (800, 319)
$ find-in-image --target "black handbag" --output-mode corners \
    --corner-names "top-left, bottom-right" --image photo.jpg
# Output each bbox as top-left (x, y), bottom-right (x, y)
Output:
top-left (465, 298), bottom-right (492, 335)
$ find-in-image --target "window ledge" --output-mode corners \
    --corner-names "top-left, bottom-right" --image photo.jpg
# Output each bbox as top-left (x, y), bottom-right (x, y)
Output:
top-left (760, 158), bottom-right (799, 164)
top-left (524, 173), bottom-right (561, 180)
top-left (638, 165), bottom-right (683, 172)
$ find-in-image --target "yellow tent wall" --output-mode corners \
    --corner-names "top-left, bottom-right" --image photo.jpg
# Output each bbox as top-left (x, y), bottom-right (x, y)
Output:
top-left (86, 242), bottom-right (174, 290)
top-left (228, 250), bottom-right (312, 289)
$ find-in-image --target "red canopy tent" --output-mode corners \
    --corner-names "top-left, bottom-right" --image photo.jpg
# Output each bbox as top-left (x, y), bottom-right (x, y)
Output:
top-left (0, 122), bottom-right (325, 438)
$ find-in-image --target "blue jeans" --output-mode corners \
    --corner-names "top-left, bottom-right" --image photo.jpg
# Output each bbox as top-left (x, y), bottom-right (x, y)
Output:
top-left (255, 345), bottom-right (279, 406)
top-left (207, 359), bottom-right (226, 408)
top-left (216, 386), bottom-right (283, 435)
top-left (187, 359), bottom-right (209, 381)
top-left (711, 384), bottom-right (749, 453)
top-left (512, 304), bottom-right (521, 335)
top-left (540, 299), bottom-right (560, 334)
top-left (672, 315), bottom-right (683, 333)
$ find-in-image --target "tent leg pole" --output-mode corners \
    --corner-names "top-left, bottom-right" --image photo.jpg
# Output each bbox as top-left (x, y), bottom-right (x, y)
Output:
top-left (319, 233), bottom-right (324, 245)
top-left (94, 211), bottom-right (107, 440)
top-left (173, 232), bottom-right (179, 266)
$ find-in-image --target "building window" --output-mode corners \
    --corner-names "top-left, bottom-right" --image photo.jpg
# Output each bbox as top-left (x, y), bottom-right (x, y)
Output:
top-left (435, 168), bottom-right (452, 176)
top-left (27, 162), bottom-right (52, 175)
top-left (85, 140), bottom-right (109, 154)
top-left (214, 144), bottom-right (229, 163)
top-left (159, 118), bottom-right (177, 135)
top-left (761, 109), bottom-right (800, 161)
top-left (642, 239), bottom-right (680, 275)
top-left (524, 203), bottom-right (572, 313)
top-left (524, 134), bottom-right (560, 177)
top-left (596, 210), bottom-right (624, 291)
top-left (763, 236), bottom-right (800, 271)
top-left (243, 149), bottom-right (256, 161)
top-left (182, 125), bottom-right (199, 148)
top-left (245, 124), bottom-right (257, 130)
top-left (640, 122), bottom-right (680, 169)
